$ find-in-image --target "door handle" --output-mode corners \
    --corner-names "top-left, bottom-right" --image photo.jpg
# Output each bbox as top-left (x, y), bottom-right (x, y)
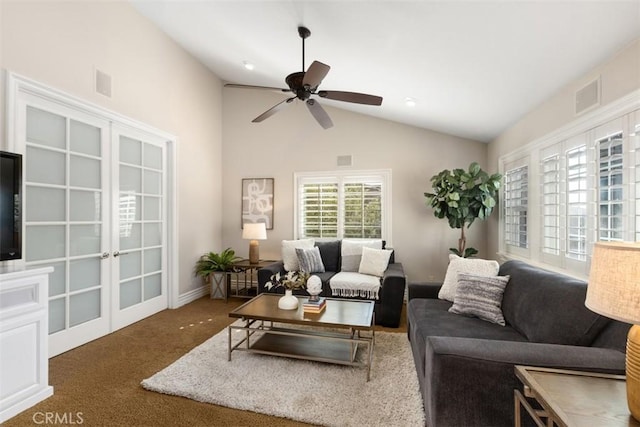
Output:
top-left (113, 251), bottom-right (120, 257)
top-left (101, 252), bottom-right (110, 259)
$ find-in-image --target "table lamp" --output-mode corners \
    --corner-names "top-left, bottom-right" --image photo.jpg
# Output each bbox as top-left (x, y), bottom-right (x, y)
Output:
top-left (585, 241), bottom-right (640, 421)
top-left (242, 222), bottom-right (267, 264)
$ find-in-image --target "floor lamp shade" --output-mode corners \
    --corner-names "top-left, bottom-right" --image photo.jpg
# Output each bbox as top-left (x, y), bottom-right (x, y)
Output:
top-left (242, 223), bottom-right (267, 264)
top-left (585, 241), bottom-right (640, 421)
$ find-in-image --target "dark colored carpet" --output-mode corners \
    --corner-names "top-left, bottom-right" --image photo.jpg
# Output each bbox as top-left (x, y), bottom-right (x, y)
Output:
top-left (4, 296), bottom-right (407, 427)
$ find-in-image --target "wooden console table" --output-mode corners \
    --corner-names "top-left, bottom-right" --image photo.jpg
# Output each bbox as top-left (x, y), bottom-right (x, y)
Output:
top-left (514, 365), bottom-right (639, 427)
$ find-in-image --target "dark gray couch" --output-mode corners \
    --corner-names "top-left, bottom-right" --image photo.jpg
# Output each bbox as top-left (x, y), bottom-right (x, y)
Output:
top-left (257, 240), bottom-right (406, 327)
top-left (407, 259), bottom-right (631, 427)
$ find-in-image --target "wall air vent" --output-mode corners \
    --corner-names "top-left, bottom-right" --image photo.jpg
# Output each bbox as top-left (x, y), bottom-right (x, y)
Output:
top-left (95, 69), bottom-right (112, 98)
top-left (575, 77), bottom-right (600, 115)
top-left (337, 155), bottom-right (353, 167)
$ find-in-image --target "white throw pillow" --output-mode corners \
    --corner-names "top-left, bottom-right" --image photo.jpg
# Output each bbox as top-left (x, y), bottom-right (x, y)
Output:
top-left (438, 254), bottom-right (500, 302)
top-left (281, 239), bottom-right (315, 271)
top-left (341, 239), bottom-right (383, 272)
top-left (358, 246), bottom-right (393, 277)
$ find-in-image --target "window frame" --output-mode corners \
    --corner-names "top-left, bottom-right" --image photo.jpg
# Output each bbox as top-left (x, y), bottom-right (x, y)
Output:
top-left (293, 169), bottom-right (392, 244)
top-left (498, 90), bottom-right (639, 278)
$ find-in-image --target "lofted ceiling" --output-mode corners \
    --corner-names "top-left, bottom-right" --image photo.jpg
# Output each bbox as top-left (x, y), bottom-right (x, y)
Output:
top-left (131, 1), bottom-right (640, 142)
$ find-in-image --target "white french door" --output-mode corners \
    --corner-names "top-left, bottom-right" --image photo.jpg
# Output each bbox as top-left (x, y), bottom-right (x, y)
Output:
top-left (11, 76), bottom-right (173, 357)
top-left (111, 125), bottom-right (168, 330)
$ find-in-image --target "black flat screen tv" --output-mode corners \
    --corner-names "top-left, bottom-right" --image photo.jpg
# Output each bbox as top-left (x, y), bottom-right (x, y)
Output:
top-left (0, 151), bottom-right (22, 261)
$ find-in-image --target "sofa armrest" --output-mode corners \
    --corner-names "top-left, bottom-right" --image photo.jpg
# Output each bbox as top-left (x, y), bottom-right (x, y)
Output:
top-left (408, 282), bottom-right (442, 300)
top-left (422, 336), bottom-right (626, 427)
top-left (376, 263), bottom-right (406, 327)
top-left (257, 261), bottom-right (285, 293)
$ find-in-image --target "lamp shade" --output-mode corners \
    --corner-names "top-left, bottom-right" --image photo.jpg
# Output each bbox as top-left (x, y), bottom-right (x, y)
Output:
top-left (242, 222), bottom-right (267, 240)
top-left (585, 242), bottom-right (640, 325)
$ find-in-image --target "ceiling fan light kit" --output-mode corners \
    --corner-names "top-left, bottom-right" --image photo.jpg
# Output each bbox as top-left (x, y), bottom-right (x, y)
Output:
top-left (225, 26), bottom-right (383, 129)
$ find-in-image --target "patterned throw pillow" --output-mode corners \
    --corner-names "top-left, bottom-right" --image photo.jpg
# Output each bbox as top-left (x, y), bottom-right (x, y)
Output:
top-left (295, 246), bottom-right (326, 274)
top-left (281, 239), bottom-right (315, 271)
top-left (438, 254), bottom-right (500, 302)
top-left (448, 273), bottom-right (511, 326)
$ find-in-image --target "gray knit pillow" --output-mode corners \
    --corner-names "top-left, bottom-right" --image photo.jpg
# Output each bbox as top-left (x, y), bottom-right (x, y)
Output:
top-left (295, 247), bottom-right (325, 274)
top-left (449, 273), bottom-right (510, 326)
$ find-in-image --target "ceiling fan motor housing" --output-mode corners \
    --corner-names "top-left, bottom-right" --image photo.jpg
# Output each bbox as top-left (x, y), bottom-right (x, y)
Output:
top-left (285, 71), bottom-right (314, 100)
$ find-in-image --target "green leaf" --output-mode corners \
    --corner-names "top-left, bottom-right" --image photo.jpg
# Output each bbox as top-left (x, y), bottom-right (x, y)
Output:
top-left (469, 162), bottom-right (481, 176)
top-left (463, 248), bottom-right (479, 258)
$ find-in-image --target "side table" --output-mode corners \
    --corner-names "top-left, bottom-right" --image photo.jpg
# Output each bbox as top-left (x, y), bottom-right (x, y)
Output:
top-left (226, 259), bottom-right (275, 301)
top-left (514, 365), bottom-right (639, 427)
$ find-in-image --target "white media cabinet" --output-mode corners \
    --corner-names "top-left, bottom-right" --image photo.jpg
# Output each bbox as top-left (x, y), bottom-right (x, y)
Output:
top-left (0, 266), bottom-right (54, 423)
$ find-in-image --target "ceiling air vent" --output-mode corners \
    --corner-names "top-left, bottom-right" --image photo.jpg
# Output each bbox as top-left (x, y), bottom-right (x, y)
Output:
top-left (337, 155), bottom-right (352, 167)
top-left (575, 77), bottom-right (600, 115)
top-left (95, 69), bottom-right (112, 98)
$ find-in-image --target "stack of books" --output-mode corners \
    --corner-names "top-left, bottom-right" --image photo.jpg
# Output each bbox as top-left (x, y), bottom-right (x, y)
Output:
top-left (303, 297), bottom-right (327, 313)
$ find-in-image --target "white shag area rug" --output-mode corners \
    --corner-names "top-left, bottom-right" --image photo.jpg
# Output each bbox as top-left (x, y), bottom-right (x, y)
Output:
top-left (141, 322), bottom-right (425, 427)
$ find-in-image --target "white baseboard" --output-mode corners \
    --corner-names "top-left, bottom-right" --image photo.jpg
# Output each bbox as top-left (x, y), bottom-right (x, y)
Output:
top-left (176, 285), bottom-right (209, 308)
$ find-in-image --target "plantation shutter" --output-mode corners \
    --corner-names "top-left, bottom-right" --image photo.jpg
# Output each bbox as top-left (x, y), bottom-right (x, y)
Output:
top-left (343, 178), bottom-right (382, 239)
top-left (503, 160), bottom-right (529, 254)
top-left (295, 170), bottom-right (390, 241)
top-left (299, 180), bottom-right (339, 238)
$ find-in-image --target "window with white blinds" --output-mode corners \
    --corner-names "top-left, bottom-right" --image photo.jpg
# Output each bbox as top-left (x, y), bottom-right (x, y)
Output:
top-left (597, 132), bottom-right (624, 241)
top-left (295, 170), bottom-right (391, 241)
top-left (541, 154), bottom-right (561, 255)
top-left (566, 145), bottom-right (588, 261)
top-left (299, 181), bottom-right (339, 238)
top-left (499, 103), bottom-right (639, 278)
top-left (503, 165), bottom-right (529, 249)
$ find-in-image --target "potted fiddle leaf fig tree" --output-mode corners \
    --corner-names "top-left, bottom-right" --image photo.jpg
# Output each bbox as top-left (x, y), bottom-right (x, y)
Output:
top-left (195, 248), bottom-right (241, 299)
top-left (424, 162), bottom-right (502, 258)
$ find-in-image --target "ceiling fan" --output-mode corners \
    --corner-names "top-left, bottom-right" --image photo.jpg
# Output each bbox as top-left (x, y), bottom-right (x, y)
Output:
top-left (225, 26), bottom-right (383, 129)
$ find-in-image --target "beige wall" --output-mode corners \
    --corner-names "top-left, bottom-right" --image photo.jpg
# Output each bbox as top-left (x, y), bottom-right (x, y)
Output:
top-left (222, 88), bottom-right (490, 282)
top-left (487, 38), bottom-right (640, 258)
top-left (0, 1), bottom-right (224, 294)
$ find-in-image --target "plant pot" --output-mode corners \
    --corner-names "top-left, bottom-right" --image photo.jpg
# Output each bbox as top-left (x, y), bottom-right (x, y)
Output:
top-left (210, 271), bottom-right (229, 300)
top-left (278, 289), bottom-right (298, 310)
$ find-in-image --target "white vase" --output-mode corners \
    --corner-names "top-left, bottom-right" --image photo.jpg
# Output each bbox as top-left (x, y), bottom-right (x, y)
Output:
top-left (278, 289), bottom-right (298, 310)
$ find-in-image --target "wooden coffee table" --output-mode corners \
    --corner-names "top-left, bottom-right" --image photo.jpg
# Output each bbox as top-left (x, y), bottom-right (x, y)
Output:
top-left (228, 294), bottom-right (375, 380)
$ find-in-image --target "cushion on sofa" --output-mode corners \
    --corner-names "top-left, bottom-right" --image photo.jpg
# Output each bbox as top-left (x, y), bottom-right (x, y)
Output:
top-left (449, 273), bottom-right (510, 326)
top-left (315, 240), bottom-right (341, 272)
top-left (358, 247), bottom-right (393, 277)
top-left (329, 272), bottom-right (381, 299)
top-left (500, 260), bottom-right (610, 346)
top-left (438, 254), bottom-right (499, 302)
top-left (340, 239), bottom-right (383, 272)
top-left (295, 246), bottom-right (325, 273)
top-left (282, 239), bottom-right (315, 271)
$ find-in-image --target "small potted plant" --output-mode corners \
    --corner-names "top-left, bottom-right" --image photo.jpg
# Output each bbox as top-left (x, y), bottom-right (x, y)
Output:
top-left (265, 271), bottom-right (310, 310)
top-left (195, 248), bottom-right (241, 299)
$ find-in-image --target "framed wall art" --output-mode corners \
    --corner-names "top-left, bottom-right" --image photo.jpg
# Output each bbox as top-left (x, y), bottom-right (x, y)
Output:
top-left (241, 178), bottom-right (274, 229)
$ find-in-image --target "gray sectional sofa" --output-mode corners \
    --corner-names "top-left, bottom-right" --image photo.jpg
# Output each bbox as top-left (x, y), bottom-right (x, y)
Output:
top-left (407, 259), bottom-right (631, 427)
top-left (257, 239), bottom-right (406, 327)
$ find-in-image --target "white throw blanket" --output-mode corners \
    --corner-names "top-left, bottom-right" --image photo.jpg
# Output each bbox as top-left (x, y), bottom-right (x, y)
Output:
top-left (329, 272), bottom-right (381, 299)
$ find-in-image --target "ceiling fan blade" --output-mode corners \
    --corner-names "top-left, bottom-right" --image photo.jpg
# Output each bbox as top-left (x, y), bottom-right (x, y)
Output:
top-left (306, 99), bottom-right (333, 129)
top-left (317, 90), bottom-right (383, 106)
top-left (303, 61), bottom-right (330, 89)
top-left (252, 97), bottom-right (296, 123)
top-left (225, 83), bottom-right (289, 92)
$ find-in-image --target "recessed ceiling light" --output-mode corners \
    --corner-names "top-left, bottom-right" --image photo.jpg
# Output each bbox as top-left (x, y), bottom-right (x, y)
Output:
top-left (405, 97), bottom-right (416, 107)
top-left (243, 61), bottom-right (255, 71)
